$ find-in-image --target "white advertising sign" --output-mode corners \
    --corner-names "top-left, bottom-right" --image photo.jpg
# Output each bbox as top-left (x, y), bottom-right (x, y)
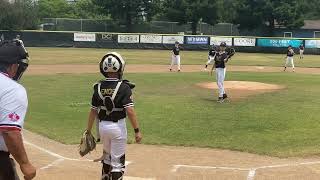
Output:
top-left (118, 35), bottom-right (140, 43)
top-left (234, 38), bottom-right (256, 46)
top-left (162, 36), bottom-right (184, 44)
top-left (210, 37), bottom-right (232, 46)
top-left (74, 33), bottom-right (96, 42)
top-left (140, 35), bottom-right (162, 44)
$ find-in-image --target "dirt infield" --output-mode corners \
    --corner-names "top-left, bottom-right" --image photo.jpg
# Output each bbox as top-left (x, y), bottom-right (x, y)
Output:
top-left (20, 64), bottom-right (320, 180)
top-left (25, 64), bottom-right (320, 75)
top-left (196, 81), bottom-right (285, 100)
top-left (22, 130), bottom-right (320, 180)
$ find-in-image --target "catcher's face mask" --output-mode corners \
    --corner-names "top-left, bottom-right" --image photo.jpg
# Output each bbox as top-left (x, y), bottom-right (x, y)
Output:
top-left (13, 57), bottom-right (29, 81)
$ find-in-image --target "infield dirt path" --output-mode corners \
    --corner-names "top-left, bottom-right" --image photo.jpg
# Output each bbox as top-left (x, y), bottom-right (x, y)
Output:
top-left (25, 64), bottom-right (320, 75)
top-left (21, 64), bottom-right (320, 180)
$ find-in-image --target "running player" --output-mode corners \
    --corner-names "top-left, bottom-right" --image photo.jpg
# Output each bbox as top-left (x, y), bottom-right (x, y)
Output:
top-left (169, 41), bottom-right (181, 72)
top-left (284, 45), bottom-right (295, 72)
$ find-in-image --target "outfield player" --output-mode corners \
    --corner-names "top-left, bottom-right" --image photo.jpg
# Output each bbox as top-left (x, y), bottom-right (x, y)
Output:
top-left (169, 41), bottom-right (181, 72)
top-left (213, 42), bottom-right (235, 103)
top-left (299, 44), bottom-right (304, 59)
top-left (284, 45), bottom-right (295, 72)
top-left (86, 52), bottom-right (142, 180)
top-left (0, 40), bottom-right (36, 180)
top-left (204, 44), bottom-right (216, 71)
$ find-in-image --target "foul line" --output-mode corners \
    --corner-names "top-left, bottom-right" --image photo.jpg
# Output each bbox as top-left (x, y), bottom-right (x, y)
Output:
top-left (173, 160), bottom-right (320, 180)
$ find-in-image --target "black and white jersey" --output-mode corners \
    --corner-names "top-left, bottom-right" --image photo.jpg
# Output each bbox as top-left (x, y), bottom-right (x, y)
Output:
top-left (287, 49), bottom-right (294, 57)
top-left (209, 49), bottom-right (216, 57)
top-left (91, 78), bottom-right (134, 122)
top-left (173, 47), bottom-right (180, 55)
top-left (299, 45), bottom-right (304, 50)
top-left (214, 51), bottom-right (229, 68)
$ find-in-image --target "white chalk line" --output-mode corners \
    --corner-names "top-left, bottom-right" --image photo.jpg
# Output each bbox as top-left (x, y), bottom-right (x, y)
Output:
top-left (173, 160), bottom-right (320, 180)
top-left (25, 140), bottom-right (132, 171)
top-left (40, 158), bottom-right (64, 170)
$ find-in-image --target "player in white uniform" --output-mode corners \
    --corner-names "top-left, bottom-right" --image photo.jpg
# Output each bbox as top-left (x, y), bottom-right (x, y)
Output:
top-left (284, 45), bottom-right (295, 72)
top-left (0, 41), bottom-right (36, 180)
top-left (170, 41), bottom-right (181, 72)
top-left (86, 52), bottom-right (142, 180)
top-left (299, 44), bottom-right (304, 59)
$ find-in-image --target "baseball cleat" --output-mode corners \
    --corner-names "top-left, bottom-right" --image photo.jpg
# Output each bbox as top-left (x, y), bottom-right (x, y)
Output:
top-left (223, 94), bottom-right (228, 99)
top-left (178, 69), bottom-right (181, 72)
top-left (217, 97), bottom-right (224, 103)
top-left (170, 69), bottom-right (172, 72)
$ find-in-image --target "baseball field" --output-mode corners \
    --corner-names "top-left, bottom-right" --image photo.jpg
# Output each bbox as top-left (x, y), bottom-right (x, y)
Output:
top-left (20, 47), bottom-right (320, 180)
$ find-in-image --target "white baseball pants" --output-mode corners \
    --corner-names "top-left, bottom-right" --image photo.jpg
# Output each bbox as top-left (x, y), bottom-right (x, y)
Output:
top-left (285, 57), bottom-right (295, 69)
top-left (216, 68), bottom-right (226, 98)
top-left (206, 55), bottom-right (215, 65)
top-left (170, 55), bottom-right (181, 70)
top-left (299, 50), bottom-right (304, 58)
top-left (99, 119), bottom-right (127, 173)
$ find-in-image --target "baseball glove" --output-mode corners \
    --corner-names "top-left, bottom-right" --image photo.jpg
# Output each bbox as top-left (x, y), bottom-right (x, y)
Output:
top-left (79, 130), bottom-right (96, 157)
top-left (226, 48), bottom-right (236, 58)
top-left (123, 79), bottom-right (136, 89)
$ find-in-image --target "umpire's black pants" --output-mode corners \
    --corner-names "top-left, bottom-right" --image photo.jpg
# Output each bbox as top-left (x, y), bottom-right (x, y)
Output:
top-left (0, 151), bottom-right (19, 180)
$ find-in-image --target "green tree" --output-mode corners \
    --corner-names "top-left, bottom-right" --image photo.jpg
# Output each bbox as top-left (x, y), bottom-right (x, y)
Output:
top-left (38, 0), bottom-right (75, 18)
top-left (163, 0), bottom-right (218, 35)
top-left (0, 0), bottom-right (38, 30)
top-left (73, 0), bottom-right (107, 19)
top-left (233, 0), bottom-right (305, 30)
top-left (94, 0), bottom-right (161, 32)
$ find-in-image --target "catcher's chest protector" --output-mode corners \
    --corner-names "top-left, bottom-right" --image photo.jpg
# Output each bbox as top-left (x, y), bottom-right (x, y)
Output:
top-left (97, 81), bottom-right (123, 115)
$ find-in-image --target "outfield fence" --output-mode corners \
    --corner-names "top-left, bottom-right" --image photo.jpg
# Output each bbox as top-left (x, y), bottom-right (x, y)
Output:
top-left (1, 30), bottom-right (320, 54)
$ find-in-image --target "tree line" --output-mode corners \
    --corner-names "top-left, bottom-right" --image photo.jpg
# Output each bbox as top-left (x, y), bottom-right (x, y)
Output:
top-left (0, 0), bottom-right (319, 34)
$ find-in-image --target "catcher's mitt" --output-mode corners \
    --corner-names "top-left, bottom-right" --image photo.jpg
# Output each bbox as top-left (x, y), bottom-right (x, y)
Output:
top-left (123, 79), bottom-right (136, 89)
top-left (79, 130), bottom-right (96, 157)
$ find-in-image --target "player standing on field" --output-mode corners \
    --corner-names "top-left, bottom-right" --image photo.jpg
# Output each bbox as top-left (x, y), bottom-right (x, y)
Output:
top-left (204, 44), bottom-right (216, 71)
top-left (214, 42), bottom-right (235, 103)
top-left (299, 44), bottom-right (304, 59)
top-left (0, 41), bottom-right (36, 180)
top-left (169, 41), bottom-right (181, 72)
top-left (284, 45), bottom-right (295, 72)
top-left (86, 52), bottom-right (142, 180)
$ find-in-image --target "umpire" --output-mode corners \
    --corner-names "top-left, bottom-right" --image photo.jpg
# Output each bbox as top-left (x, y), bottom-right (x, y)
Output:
top-left (0, 41), bottom-right (36, 180)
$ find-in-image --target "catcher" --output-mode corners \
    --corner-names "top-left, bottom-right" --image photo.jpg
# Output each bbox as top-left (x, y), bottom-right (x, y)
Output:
top-left (81, 52), bottom-right (142, 180)
top-left (211, 42), bottom-right (235, 103)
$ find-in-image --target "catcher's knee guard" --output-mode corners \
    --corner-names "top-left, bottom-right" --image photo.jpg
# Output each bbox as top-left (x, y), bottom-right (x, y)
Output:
top-left (111, 172), bottom-right (124, 180)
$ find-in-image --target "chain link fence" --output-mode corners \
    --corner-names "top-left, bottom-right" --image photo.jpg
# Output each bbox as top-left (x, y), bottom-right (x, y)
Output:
top-left (41, 18), bottom-right (240, 36)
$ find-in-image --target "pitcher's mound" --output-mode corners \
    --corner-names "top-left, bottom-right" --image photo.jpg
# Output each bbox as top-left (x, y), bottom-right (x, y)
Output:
top-left (196, 81), bottom-right (285, 100)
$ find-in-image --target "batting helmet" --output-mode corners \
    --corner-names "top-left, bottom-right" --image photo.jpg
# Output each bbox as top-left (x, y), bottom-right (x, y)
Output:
top-left (99, 52), bottom-right (125, 79)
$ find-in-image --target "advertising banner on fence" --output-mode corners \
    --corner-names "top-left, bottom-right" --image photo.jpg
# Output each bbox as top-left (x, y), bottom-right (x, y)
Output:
top-left (162, 36), bottom-right (184, 44)
top-left (305, 40), bottom-right (320, 48)
top-left (210, 37), bottom-right (232, 46)
top-left (118, 35), bottom-right (140, 43)
top-left (185, 36), bottom-right (209, 45)
top-left (101, 33), bottom-right (114, 41)
top-left (234, 38), bottom-right (256, 47)
top-left (257, 39), bottom-right (303, 48)
top-left (74, 33), bottom-right (96, 42)
top-left (140, 35), bottom-right (162, 44)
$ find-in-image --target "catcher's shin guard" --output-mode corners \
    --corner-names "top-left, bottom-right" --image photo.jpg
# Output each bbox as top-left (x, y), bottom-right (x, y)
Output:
top-left (110, 154), bottom-right (125, 180)
top-left (102, 163), bottom-right (111, 180)
top-left (111, 172), bottom-right (124, 180)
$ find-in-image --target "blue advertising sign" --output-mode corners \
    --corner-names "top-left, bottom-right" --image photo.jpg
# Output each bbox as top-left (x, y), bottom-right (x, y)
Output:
top-left (185, 36), bottom-right (209, 45)
top-left (257, 39), bottom-right (303, 48)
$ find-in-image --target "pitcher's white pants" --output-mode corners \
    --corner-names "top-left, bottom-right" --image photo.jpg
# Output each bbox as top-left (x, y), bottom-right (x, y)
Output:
top-left (285, 57), bottom-right (295, 69)
top-left (216, 68), bottom-right (226, 97)
top-left (170, 55), bottom-right (181, 70)
top-left (99, 119), bottom-right (127, 172)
